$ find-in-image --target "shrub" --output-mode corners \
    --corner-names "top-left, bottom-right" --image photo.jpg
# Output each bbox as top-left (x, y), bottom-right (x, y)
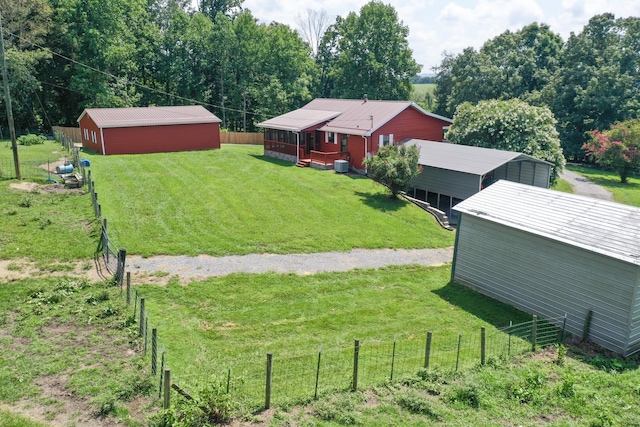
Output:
top-left (17, 134), bottom-right (46, 146)
top-left (394, 388), bottom-right (440, 419)
top-left (446, 384), bottom-right (481, 408)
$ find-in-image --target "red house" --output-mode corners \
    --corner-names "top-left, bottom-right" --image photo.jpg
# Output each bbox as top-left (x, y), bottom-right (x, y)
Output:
top-left (257, 98), bottom-right (452, 171)
top-left (77, 105), bottom-right (221, 155)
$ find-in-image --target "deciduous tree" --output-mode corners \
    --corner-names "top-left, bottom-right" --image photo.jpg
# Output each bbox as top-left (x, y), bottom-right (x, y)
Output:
top-left (447, 99), bottom-right (565, 184)
top-left (363, 144), bottom-right (421, 199)
top-left (583, 119), bottom-right (640, 183)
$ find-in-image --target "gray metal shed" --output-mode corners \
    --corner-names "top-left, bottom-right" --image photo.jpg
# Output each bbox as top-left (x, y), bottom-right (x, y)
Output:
top-left (451, 180), bottom-right (640, 356)
top-left (403, 140), bottom-right (552, 223)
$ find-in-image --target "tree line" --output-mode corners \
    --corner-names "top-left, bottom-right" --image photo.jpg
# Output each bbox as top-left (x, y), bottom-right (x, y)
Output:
top-left (0, 0), bottom-right (417, 135)
top-left (434, 15), bottom-right (640, 160)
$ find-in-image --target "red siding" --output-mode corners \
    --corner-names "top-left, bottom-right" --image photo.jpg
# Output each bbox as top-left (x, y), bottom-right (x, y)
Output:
top-left (370, 107), bottom-right (449, 156)
top-left (79, 115), bottom-right (103, 154)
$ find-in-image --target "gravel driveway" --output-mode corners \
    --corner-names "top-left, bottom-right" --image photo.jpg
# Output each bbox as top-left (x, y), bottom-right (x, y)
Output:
top-left (126, 247), bottom-right (454, 279)
top-left (559, 169), bottom-right (613, 201)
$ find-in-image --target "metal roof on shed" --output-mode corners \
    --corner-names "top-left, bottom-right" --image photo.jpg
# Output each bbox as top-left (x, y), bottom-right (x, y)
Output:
top-left (404, 139), bottom-right (552, 176)
top-left (454, 180), bottom-right (640, 266)
top-left (78, 105), bottom-right (221, 128)
top-left (256, 109), bottom-right (341, 132)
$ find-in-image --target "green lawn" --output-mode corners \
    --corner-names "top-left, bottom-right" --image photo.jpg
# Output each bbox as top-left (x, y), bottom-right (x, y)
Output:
top-left (566, 164), bottom-right (640, 207)
top-left (84, 145), bottom-right (454, 257)
top-left (0, 139), bottom-right (69, 181)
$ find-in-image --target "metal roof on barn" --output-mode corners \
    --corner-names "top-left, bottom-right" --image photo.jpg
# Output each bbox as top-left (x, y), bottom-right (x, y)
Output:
top-left (454, 180), bottom-right (640, 266)
top-left (257, 98), bottom-right (452, 136)
top-left (404, 139), bottom-right (552, 175)
top-left (77, 105), bottom-right (221, 129)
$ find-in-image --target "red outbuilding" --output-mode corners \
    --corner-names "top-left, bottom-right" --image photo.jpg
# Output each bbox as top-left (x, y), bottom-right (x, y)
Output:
top-left (77, 105), bottom-right (221, 155)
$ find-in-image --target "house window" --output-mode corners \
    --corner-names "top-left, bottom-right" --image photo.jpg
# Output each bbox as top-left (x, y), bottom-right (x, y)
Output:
top-left (340, 134), bottom-right (348, 153)
top-left (379, 134), bottom-right (394, 148)
top-left (83, 128), bottom-right (89, 140)
top-left (91, 131), bottom-right (97, 143)
top-left (326, 132), bottom-right (335, 143)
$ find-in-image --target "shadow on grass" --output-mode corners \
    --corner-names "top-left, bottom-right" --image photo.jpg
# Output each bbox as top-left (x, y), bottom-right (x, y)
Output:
top-left (354, 190), bottom-right (405, 212)
top-left (432, 281), bottom-right (531, 328)
top-left (249, 154), bottom-right (296, 167)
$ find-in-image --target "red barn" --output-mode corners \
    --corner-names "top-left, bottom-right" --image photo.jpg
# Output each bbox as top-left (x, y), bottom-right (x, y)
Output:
top-left (77, 105), bottom-right (221, 155)
top-left (257, 98), bottom-right (452, 171)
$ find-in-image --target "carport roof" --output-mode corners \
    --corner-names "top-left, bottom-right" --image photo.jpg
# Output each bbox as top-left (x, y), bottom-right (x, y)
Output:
top-left (77, 105), bottom-right (221, 128)
top-left (454, 180), bottom-right (640, 266)
top-left (404, 139), bottom-right (551, 176)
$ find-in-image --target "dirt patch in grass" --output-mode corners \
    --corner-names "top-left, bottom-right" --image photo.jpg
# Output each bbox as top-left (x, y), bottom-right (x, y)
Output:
top-left (0, 258), bottom-right (103, 282)
top-left (9, 181), bottom-right (86, 195)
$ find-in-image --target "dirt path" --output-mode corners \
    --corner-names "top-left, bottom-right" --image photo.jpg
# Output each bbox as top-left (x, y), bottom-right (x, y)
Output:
top-left (559, 169), bottom-right (613, 201)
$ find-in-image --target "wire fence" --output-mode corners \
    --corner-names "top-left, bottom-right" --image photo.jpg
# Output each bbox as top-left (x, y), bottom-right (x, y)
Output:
top-left (165, 315), bottom-right (567, 411)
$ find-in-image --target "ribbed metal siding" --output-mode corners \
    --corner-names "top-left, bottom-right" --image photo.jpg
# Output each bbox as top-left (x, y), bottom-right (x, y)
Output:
top-left (454, 214), bottom-right (639, 355)
top-left (410, 167), bottom-right (479, 199)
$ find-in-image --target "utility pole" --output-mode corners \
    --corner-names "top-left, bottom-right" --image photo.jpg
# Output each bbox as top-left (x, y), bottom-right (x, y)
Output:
top-left (0, 10), bottom-right (21, 180)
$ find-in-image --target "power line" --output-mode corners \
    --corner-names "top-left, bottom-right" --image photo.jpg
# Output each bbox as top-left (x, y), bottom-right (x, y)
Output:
top-left (6, 31), bottom-right (269, 120)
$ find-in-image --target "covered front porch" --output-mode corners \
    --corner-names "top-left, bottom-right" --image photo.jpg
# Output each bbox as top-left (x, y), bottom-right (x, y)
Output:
top-left (264, 137), bottom-right (349, 169)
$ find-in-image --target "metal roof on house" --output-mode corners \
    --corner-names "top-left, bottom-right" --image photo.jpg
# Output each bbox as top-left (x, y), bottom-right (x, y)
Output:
top-left (77, 105), bottom-right (221, 128)
top-left (404, 139), bottom-right (552, 176)
top-left (256, 98), bottom-right (452, 136)
top-left (454, 180), bottom-right (640, 266)
top-left (256, 109), bottom-right (342, 132)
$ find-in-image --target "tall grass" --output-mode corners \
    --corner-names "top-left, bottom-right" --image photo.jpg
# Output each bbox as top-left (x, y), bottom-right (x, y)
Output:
top-left (84, 145), bottom-right (454, 257)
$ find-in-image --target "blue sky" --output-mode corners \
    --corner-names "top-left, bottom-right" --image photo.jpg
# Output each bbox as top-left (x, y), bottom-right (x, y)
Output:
top-left (239, 0), bottom-right (640, 73)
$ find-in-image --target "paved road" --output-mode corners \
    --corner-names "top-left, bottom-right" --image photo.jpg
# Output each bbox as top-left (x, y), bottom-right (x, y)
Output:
top-left (558, 169), bottom-right (613, 201)
top-left (126, 247), bottom-right (454, 279)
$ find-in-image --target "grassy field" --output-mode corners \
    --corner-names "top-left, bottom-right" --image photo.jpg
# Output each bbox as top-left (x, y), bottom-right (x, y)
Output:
top-left (0, 139), bottom-right (70, 181)
top-left (84, 145), bottom-right (454, 257)
top-left (566, 163), bottom-right (640, 207)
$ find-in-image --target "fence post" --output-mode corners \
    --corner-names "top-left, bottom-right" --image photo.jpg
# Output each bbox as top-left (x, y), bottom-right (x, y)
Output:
top-left (582, 310), bottom-right (593, 341)
top-left (508, 321), bottom-right (512, 357)
top-left (163, 368), bottom-right (171, 409)
top-left (133, 288), bottom-right (138, 320)
top-left (424, 331), bottom-right (433, 369)
top-left (352, 339), bottom-right (360, 391)
top-left (390, 336), bottom-right (397, 381)
top-left (265, 353), bottom-right (273, 409)
top-left (126, 272), bottom-right (131, 305)
top-left (138, 298), bottom-right (145, 337)
top-left (143, 313), bottom-right (149, 356)
top-left (117, 248), bottom-right (126, 286)
top-left (455, 333), bottom-right (462, 371)
top-left (481, 326), bottom-right (486, 366)
top-left (151, 328), bottom-right (158, 376)
top-left (560, 313), bottom-right (568, 343)
top-left (101, 218), bottom-right (107, 263)
top-left (226, 366), bottom-right (231, 394)
top-left (158, 346), bottom-right (166, 398)
top-left (531, 315), bottom-right (538, 352)
top-left (314, 346), bottom-right (322, 400)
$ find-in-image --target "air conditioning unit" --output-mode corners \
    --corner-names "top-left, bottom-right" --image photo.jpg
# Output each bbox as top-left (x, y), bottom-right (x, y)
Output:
top-left (334, 160), bottom-right (349, 173)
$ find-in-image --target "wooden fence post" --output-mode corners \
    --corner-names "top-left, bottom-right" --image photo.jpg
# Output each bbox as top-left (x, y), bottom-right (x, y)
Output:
top-left (314, 346), bottom-right (322, 400)
top-left (424, 331), bottom-right (433, 369)
top-left (126, 272), bottom-right (131, 305)
top-left (481, 326), bottom-right (486, 365)
top-left (265, 353), bottom-right (273, 409)
top-left (352, 340), bottom-right (360, 391)
top-left (163, 368), bottom-right (171, 409)
top-left (455, 333), bottom-right (462, 371)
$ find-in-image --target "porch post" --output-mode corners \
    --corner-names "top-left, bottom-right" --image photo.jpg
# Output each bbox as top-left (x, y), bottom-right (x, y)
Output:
top-left (296, 132), bottom-right (300, 163)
